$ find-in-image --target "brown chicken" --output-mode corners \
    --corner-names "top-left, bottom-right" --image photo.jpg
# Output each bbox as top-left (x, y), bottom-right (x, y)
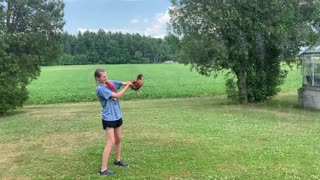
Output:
top-left (130, 74), bottom-right (144, 94)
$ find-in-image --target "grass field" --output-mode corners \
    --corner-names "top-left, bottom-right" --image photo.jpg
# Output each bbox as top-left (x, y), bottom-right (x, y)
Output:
top-left (1, 95), bottom-right (319, 179)
top-left (26, 64), bottom-right (301, 104)
top-left (26, 64), bottom-right (224, 104)
top-left (1, 64), bottom-right (318, 179)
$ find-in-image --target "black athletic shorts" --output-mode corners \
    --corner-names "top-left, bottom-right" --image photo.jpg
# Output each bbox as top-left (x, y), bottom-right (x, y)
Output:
top-left (102, 118), bottom-right (123, 130)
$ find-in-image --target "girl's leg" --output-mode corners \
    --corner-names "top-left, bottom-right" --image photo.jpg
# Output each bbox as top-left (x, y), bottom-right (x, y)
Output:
top-left (101, 128), bottom-right (115, 171)
top-left (114, 126), bottom-right (122, 161)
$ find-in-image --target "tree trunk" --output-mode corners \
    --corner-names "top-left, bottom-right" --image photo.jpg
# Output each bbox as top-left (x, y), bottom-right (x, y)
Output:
top-left (236, 69), bottom-right (248, 104)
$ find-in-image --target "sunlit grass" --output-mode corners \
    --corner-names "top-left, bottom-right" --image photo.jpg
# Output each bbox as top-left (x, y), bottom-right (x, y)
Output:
top-left (1, 63), bottom-right (312, 179)
top-left (27, 64), bottom-right (301, 104)
top-left (26, 64), bottom-right (226, 104)
top-left (1, 95), bottom-right (319, 179)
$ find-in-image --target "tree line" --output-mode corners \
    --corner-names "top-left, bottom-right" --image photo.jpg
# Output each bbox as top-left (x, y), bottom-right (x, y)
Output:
top-left (54, 30), bottom-right (180, 66)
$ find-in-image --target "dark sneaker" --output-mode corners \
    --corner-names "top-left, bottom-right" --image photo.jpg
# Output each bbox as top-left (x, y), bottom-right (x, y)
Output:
top-left (98, 169), bottom-right (115, 175)
top-left (114, 160), bottom-right (128, 167)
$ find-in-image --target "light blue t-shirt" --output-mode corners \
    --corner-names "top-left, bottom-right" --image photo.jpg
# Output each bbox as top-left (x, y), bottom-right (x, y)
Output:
top-left (96, 80), bottom-right (123, 121)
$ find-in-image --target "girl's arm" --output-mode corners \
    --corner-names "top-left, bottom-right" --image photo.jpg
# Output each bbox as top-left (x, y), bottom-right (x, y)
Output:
top-left (111, 82), bottom-right (132, 98)
top-left (122, 81), bottom-right (132, 86)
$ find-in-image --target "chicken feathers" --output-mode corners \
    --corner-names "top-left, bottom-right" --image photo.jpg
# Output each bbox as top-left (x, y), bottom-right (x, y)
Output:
top-left (130, 74), bottom-right (144, 93)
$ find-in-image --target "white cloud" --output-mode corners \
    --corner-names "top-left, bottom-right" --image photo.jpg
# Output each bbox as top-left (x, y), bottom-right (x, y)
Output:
top-left (76, 9), bottom-right (171, 39)
top-left (130, 18), bottom-right (140, 24)
top-left (144, 10), bottom-right (170, 38)
top-left (129, 17), bottom-right (149, 25)
top-left (143, 18), bottom-right (149, 23)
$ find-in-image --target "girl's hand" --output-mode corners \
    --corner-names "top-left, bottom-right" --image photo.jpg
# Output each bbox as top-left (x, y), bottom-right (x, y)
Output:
top-left (127, 82), bottom-right (133, 87)
top-left (122, 81), bottom-right (132, 86)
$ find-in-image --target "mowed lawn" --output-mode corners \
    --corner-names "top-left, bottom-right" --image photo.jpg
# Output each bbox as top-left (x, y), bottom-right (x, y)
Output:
top-left (1, 64), bottom-right (319, 179)
top-left (1, 95), bottom-right (320, 179)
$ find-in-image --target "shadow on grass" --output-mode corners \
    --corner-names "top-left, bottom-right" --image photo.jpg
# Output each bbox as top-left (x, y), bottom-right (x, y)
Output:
top-left (266, 93), bottom-right (320, 113)
top-left (212, 93), bottom-right (320, 114)
top-left (0, 109), bottom-right (28, 119)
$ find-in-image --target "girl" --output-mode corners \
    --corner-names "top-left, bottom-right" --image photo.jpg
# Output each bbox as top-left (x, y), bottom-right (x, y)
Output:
top-left (94, 68), bottom-right (132, 175)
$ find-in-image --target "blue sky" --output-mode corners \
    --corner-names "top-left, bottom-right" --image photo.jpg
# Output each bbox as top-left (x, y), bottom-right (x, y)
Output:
top-left (63, 0), bottom-right (172, 38)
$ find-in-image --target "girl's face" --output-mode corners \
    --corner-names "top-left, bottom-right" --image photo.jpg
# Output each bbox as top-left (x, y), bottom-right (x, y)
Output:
top-left (97, 72), bottom-right (107, 84)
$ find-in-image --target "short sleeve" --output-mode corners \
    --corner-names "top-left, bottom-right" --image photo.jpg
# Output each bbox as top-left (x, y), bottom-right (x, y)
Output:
top-left (111, 80), bottom-right (123, 91)
top-left (97, 86), bottom-right (113, 100)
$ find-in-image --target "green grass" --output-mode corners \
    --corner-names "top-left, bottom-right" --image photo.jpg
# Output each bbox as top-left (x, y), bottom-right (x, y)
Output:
top-left (26, 64), bottom-right (302, 104)
top-left (27, 64), bottom-right (301, 104)
top-left (1, 95), bottom-right (319, 179)
top-left (2, 64), bottom-right (316, 179)
top-left (26, 64), bottom-right (227, 104)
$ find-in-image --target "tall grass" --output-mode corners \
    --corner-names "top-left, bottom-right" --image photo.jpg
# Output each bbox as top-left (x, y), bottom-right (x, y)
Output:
top-left (26, 64), bottom-right (301, 104)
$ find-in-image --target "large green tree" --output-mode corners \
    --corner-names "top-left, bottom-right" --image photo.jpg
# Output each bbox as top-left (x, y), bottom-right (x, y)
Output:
top-left (0, 0), bottom-right (64, 114)
top-left (169, 0), bottom-right (320, 103)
